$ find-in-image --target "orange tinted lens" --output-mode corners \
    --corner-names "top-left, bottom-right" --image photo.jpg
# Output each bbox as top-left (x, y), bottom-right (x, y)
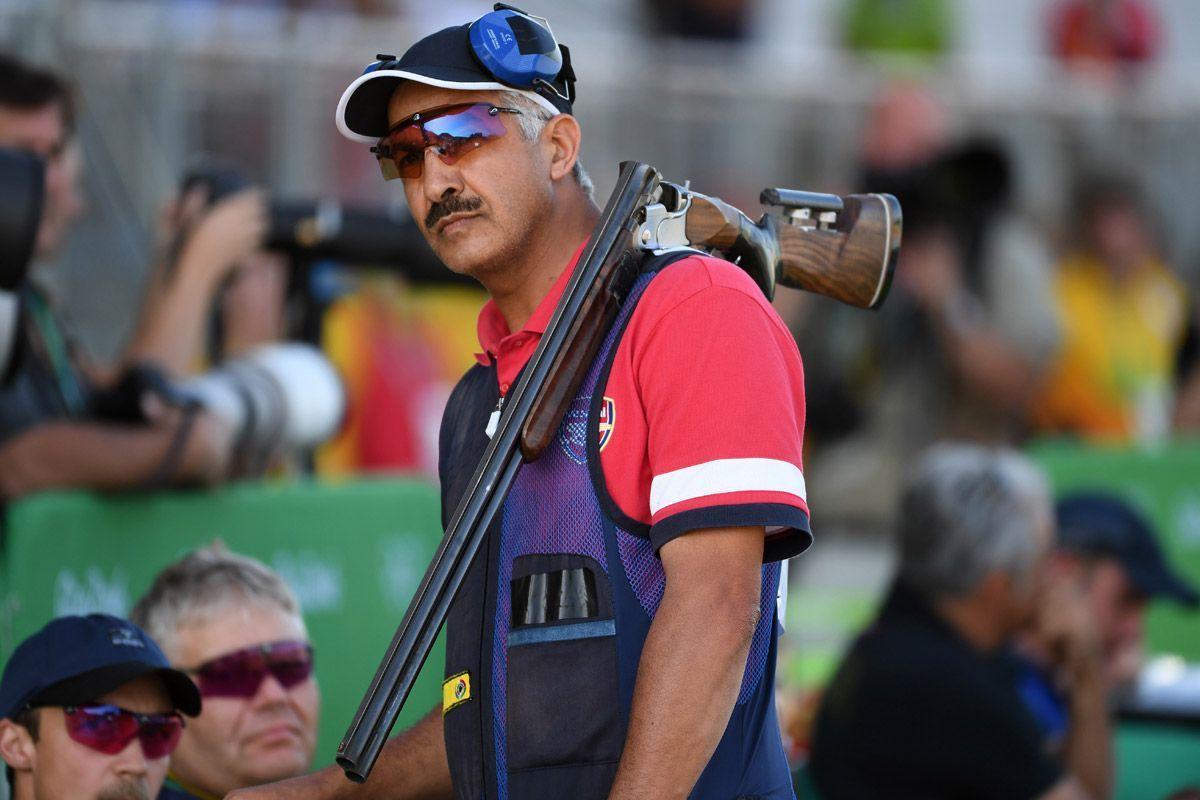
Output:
top-left (379, 103), bottom-right (510, 180)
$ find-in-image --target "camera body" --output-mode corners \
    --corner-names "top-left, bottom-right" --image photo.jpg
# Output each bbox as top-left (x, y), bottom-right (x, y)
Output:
top-left (180, 161), bottom-right (452, 281)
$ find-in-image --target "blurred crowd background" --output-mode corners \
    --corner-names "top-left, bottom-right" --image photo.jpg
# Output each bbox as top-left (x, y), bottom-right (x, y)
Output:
top-left (2, 0), bottom-right (1200, 797)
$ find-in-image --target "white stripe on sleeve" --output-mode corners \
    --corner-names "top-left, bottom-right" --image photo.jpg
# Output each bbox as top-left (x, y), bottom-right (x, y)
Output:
top-left (649, 458), bottom-right (807, 517)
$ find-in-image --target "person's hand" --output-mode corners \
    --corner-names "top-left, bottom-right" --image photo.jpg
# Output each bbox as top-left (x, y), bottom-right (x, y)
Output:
top-left (176, 188), bottom-right (269, 285)
top-left (1031, 579), bottom-right (1104, 685)
top-left (156, 184), bottom-right (211, 250)
top-left (179, 409), bottom-right (237, 485)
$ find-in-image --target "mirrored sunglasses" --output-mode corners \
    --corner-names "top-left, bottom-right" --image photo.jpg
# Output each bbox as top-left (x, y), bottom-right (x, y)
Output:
top-left (63, 704), bottom-right (185, 760)
top-left (190, 639), bottom-right (314, 699)
top-left (370, 102), bottom-right (522, 181)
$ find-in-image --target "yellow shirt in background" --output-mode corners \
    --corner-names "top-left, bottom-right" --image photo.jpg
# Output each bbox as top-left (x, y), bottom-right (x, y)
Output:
top-left (1034, 253), bottom-right (1188, 443)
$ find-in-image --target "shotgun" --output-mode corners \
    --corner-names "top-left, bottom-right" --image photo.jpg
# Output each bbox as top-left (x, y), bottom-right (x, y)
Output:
top-left (336, 161), bottom-right (901, 781)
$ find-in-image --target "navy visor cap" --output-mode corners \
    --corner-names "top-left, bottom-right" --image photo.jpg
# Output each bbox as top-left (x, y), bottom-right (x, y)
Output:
top-left (336, 22), bottom-right (572, 145)
top-left (1056, 492), bottom-right (1200, 608)
top-left (0, 614), bottom-right (201, 719)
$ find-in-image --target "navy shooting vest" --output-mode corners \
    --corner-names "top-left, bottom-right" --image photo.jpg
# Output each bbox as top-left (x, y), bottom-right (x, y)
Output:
top-left (436, 252), bottom-right (794, 800)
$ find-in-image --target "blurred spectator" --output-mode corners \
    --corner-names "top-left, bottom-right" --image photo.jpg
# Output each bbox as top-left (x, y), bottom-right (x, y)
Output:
top-left (843, 0), bottom-right (953, 59)
top-left (1049, 0), bottom-right (1160, 76)
top-left (1014, 493), bottom-right (1198, 754)
top-left (809, 444), bottom-right (1112, 800)
top-left (1032, 175), bottom-right (1189, 443)
top-left (804, 82), bottom-right (1059, 526)
top-left (0, 54), bottom-right (270, 499)
top-left (0, 614), bottom-right (201, 800)
top-left (644, 0), bottom-right (758, 40)
top-left (130, 545), bottom-right (319, 799)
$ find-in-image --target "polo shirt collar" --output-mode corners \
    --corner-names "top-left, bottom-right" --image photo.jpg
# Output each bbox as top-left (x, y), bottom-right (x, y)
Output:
top-left (474, 241), bottom-right (587, 365)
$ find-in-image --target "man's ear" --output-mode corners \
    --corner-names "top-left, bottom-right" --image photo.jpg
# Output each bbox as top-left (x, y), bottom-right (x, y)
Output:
top-left (0, 718), bottom-right (37, 773)
top-left (541, 114), bottom-right (582, 183)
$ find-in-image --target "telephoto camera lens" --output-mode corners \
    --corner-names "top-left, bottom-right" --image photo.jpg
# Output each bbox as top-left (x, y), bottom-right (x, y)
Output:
top-left (179, 343), bottom-right (346, 474)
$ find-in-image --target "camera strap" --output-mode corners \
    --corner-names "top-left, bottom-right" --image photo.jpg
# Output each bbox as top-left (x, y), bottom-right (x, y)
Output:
top-left (142, 401), bottom-right (203, 490)
top-left (24, 288), bottom-right (88, 417)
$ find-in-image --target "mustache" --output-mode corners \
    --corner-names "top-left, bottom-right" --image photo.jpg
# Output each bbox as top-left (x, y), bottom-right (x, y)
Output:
top-left (98, 779), bottom-right (151, 800)
top-left (425, 195), bottom-right (483, 231)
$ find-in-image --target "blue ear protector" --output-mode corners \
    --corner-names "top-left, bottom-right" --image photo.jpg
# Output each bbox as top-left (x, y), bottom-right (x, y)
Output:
top-left (468, 4), bottom-right (576, 105)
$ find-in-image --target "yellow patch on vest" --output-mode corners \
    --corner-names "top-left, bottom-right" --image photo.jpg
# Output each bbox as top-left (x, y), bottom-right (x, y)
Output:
top-left (442, 671), bottom-right (471, 714)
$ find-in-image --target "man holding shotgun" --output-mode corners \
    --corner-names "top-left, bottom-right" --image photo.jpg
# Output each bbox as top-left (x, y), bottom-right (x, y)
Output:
top-left (233, 6), bottom-right (812, 799)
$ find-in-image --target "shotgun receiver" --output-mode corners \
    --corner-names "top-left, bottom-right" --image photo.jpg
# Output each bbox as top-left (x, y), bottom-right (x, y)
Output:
top-left (336, 162), bottom-right (901, 781)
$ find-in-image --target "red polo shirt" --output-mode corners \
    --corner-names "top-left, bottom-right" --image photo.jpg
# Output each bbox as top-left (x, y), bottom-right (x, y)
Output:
top-left (475, 243), bottom-right (809, 555)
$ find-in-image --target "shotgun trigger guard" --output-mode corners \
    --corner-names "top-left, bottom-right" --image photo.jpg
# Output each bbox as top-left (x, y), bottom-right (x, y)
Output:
top-left (634, 192), bottom-right (692, 254)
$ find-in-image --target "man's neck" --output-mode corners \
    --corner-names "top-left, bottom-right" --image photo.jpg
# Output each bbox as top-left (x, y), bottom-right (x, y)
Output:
top-left (486, 194), bottom-right (599, 334)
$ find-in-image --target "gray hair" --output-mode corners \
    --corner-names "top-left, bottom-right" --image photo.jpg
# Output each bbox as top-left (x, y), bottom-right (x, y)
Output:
top-left (897, 443), bottom-right (1051, 599)
top-left (498, 90), bottom-right (594, 200)
top-left (130, 544), bottom-right (303, 658)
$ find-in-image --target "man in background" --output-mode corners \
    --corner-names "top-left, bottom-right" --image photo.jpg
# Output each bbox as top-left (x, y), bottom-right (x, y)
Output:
top-left (0, 53), bottom-right (268, 498)
top-left (0, 614), bottom-right (201, 800)
top-left (131, 545), bottom-right (319, 799)
top-left (810, 444), bottom-right (1112, 800)
top-left (1015, 491), bottom-right (1199, 755)
top-left (804, 82), bottom-right (1061, 527)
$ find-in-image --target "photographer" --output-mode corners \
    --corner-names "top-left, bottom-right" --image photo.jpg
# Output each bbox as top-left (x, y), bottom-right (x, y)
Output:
top-left (0, 54), bottom-right (272, 498)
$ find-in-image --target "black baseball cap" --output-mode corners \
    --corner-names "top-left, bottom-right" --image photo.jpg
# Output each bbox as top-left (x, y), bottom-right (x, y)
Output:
top-left (1056, 492), bottom-right (1199, 608)
top-left (336, 20), bottom-right (572, 145)
top-left (0, 614), bottom-right (201, 720)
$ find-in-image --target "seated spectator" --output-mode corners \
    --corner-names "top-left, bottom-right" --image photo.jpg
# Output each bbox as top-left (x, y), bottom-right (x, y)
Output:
top-left (0, 53), bottom-right (269, 499)
top-left (1014, 492), bottom-right (1198, 752)
top-left (809, 444), bottom-right (1111, 800)
top-left (0, 614), bottom-right (201, 800)
top-left (130, 545), bottom-right (319, 799)
top-left (1033, 175), bottom-right (1189, 443)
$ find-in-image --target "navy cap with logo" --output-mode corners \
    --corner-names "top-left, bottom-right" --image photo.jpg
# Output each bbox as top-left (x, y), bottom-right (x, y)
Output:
top-left (1056, 492), bottom-right (1200, 608)
top-left (0, 614), bottom-right (201, 720)
top-left (336, 4), bottom-right (576, 145)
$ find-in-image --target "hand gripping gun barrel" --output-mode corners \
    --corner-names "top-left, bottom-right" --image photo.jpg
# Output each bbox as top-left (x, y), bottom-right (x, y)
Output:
top-left (336, 161), bottom-right (902, 782)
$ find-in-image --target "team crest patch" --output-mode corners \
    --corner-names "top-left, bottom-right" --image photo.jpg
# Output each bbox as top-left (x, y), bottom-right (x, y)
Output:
top-left (598, 397), bottom-right (616, 452)
top-left (443, 671), bottom-right (471, 714)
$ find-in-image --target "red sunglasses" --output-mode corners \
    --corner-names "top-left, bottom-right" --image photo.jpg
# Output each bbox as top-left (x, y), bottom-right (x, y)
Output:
top-left (189, 639), bottom-right (314, 699)
top-left (63, 704), bottom-right (185, 760)
top-left (370, 102), bottom-right (523, 181)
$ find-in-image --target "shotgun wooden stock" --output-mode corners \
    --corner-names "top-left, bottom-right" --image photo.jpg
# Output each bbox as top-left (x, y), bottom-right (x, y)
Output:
top-left (684, 190), bottom-right (901, 308)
